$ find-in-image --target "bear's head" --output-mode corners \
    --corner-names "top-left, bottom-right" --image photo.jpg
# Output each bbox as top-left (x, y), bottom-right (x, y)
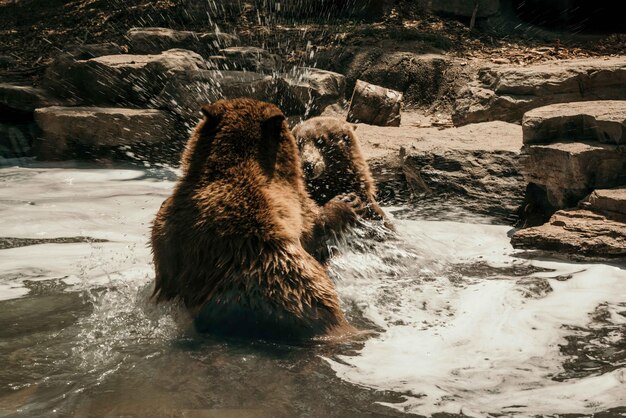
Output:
top-left (293, 118), bottom-right (366, 196)
top-left (181, 98), bottom-right (302, 184)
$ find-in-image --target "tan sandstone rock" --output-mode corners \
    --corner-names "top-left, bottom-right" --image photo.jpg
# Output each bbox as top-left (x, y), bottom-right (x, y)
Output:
top-left (347, 80), bottom-right (402, 127)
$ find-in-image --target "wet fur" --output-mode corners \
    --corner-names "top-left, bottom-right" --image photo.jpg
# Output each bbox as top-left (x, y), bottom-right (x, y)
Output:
top-left (151, 99), bottom-right (358, 340)
top-left (292, 116), bottom-right (390, 227)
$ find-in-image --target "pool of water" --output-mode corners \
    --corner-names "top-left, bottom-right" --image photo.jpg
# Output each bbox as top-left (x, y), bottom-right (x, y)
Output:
top-left (1, 163), bottom-right (625, 417)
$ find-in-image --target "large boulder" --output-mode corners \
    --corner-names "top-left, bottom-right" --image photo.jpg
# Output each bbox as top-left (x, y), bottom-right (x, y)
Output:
top-left (159, 68), bottom-right (347, 123)
top-left (353, 118), bottom-right (525, 222)
top-left (519, 101), bottom-right (626, 213)
top-left (42, 49), bottom-right (206, 106)
top-left (0, 84), bottom-right (58, 114)
top-left (215, 47), bottom-right (282, 73)
top-left (453, 57), bottom-right (626, 126)
top-left (34, 107), bottom-right (177, 160)
top-left (318, 50), bottom-right (453, 107)
top-left (158, 70), bottom-right (276, 122)
top-left (522, 100), bottom-right (626, 145)
top-left (277, 67), bottom-right (346, 116)
top-left (127, 28), bottom-right (238, 56)
top-left (347, 80), bottom-right (402, 127)
top-left (520, 141), bottom-right (626, 209)
top-left (511, 208), bottom-right (626, 259)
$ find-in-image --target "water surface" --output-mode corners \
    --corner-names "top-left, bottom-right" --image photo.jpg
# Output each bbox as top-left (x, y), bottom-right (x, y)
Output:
top-left (0, 164), bottom-right (625, 417)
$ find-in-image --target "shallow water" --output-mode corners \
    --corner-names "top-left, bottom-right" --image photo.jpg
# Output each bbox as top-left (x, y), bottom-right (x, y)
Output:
top-left (0, 163), bottom-right (625, 418)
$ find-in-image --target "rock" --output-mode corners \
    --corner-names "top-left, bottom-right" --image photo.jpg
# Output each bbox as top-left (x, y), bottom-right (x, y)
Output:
top-left (523, 100), bottom-right (626, 145)
top-left (42, 49), bottom-right (206, 106)
top-left (347, 80), bottom-right (402, 127)
top-left (428, 0), bottom-right (500, 18)
top-left (0, 122), bottom-right (37, 161)
top-left (515, 277), bottom-right (553, 299)
top-left (453, 57), bottom-right (626, 126)
top-left (580, 188), bottom-right (626, 222)
top-left (277, 67), bottom-right (346, 117)
top-left (520, 140), bottom-right (626, 209)
top-left (127, 28), bottom-right (238, 56)
top-left (158, 70), bottom-right (275, 122)
top-left (0, 84), bottom-right (57, 114)
top-left (318, 50), bottom-right (453, 107)
top-left (62, 43), bottom-right (123, 60)
top-left (511, 209), bottom-right (626, 259)
top-left (216, 47), bottom-right (282, 73)
top-left (355, 117), bottom-right (524, 222)
top-left (33, 107), bottom-right (177, 160)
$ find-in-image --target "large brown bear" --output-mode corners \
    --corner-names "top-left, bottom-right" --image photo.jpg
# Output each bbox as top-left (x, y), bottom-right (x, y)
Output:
top-left (151, 99), bottom-right (362, 341)
top-left (291, 116), bottom-right (391, 228)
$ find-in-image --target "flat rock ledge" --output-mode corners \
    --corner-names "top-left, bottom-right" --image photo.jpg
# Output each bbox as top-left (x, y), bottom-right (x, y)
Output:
top-left (34, 107), bottom-right (177, 160)
top-left (511, 209), bottom-right (626, 259)
top-left (523, 100), bottom-right (626, 145)
top-left (452, 57), bottom-right (626, 126)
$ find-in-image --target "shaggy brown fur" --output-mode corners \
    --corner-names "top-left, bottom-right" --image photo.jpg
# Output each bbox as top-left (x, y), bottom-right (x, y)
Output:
top-left (151, 99), bottom-right (360, 340)
top-left (292, 116), bottom-right (390, 227)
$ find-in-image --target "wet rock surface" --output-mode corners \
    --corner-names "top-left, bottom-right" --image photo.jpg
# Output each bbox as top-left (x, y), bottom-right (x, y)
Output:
top-left (215, 47), bottom-right (282, 73)
top-left (42, 49), bottom-right (206, 106)
top-left (453, 57), bottom-right (626, 126)
top-left (347, 80), bottom-right (402, 127)
top-left (34, 107), bottom-right (178, 160)
top-left (158, 70), bottom-right (275, 122)
top-left (356, 118), bottom-right (524, 222)
top-left (278, 67), bottom-right (346, 117)
top-left (511, 209), bottom-right (626, 258)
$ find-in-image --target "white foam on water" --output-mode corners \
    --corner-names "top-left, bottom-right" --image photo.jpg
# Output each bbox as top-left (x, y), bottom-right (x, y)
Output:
top-left (1, 165), bottom-right (625, 416)
top-left (328, 218), bottom-right (626, 417)
top-left (0, 165), bottom-right (175, 299)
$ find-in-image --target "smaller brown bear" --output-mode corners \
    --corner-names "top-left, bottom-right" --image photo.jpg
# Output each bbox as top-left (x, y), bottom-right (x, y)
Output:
top-left (151, 99), bottom-right (361, 341)
top-left (292, 116), bottom-right (391, 228)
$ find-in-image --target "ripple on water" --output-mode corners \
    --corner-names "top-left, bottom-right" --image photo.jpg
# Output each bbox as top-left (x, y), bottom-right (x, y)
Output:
top-left (0, 165), bottom-right (625, 417)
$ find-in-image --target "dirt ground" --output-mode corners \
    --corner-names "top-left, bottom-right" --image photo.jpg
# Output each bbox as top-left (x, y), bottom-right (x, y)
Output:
top-left (1, 0), bottom-right (624, 85)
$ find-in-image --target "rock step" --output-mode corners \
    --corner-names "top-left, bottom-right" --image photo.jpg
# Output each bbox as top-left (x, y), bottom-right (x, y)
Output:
top-left (580, 187), bottom-right (626, 222)
top-left (511, 209), bottom-right (626, 259)
top-left (42, 49), bottom-right (206, 106)
top-left (453, 57), bottom-right (626, 126)
top-left (158, 67), bottom-right (346, 121)
top-left (0, 84), bottom-right (57, 115)
top-left (34, 107), bottom-right (177, 160)
top-left (523, 100), bottom-right (626, 145)
top-left (127, 27), bottom-right (238, 56)
top-left (355, 119), bottom-right (524, 222)
top-left (520, 140), bottom-right (626, 209)
top-left (214, 47), bottom-right (282, 73)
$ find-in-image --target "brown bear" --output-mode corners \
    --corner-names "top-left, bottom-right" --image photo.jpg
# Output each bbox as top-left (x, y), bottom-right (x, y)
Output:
top-left (291, 116), bottom-right (391, 228)
top-left (151, 99), bottom-right (363, 341)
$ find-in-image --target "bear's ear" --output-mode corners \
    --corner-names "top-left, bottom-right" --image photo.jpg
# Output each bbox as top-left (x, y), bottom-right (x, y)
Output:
top-left (351, 124), bottom-right (358, 131)
top-left (201, 103), bottom-right (222, 129)
top-left (261, 106), bottom-right (286, 138)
